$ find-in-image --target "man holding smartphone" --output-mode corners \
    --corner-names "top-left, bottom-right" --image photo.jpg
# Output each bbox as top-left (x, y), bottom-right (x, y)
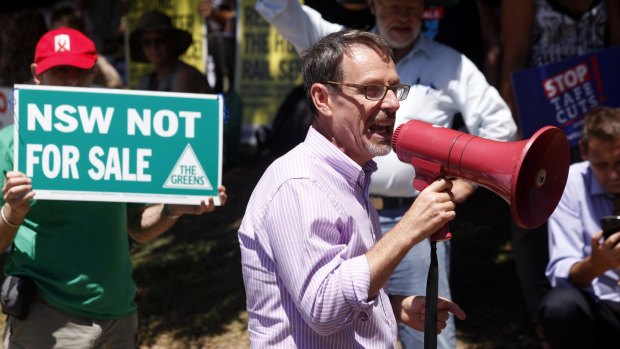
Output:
top-left (541, 106), bottom-right (620, 348)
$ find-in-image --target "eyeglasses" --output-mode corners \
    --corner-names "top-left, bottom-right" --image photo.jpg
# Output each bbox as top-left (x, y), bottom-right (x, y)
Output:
top-left (323, 81), bottom-right (410, 101)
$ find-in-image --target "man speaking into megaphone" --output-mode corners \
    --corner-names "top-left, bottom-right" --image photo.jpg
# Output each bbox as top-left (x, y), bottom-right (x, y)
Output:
top-left (254, 0), bottom-right (517, 346)
top-left (238, 30), bottom-right (466, 348)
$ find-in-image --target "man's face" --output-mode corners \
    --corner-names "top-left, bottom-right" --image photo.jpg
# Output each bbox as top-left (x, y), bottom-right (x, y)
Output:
top-left (369, 0), bottom-right (424, 50)
top-left (582, 138), bottom-right (620, 194)
top-left (36, 65), bottom-right (95, 87)
top-left (323, 44), bottom-right (399, 165)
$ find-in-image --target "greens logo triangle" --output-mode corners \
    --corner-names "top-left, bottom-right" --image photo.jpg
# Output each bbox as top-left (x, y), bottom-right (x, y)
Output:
top-left (163, 144), bottom-right (212, 190)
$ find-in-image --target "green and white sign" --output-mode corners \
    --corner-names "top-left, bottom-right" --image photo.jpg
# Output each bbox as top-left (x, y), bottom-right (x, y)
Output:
top-left (13, 85), bottom-right (223, 205)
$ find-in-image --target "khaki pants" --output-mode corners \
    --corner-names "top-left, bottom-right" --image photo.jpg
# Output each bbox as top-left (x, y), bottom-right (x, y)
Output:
top-left (3, 302), bottom-right (138, 349)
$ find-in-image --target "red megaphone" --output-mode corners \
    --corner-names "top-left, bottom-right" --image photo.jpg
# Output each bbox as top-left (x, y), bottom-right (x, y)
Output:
top-left (391, 120), bottom-right (570, 241)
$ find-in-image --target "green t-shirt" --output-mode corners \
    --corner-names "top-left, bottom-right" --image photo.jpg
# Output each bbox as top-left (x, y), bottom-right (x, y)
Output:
top-left (0, 125), bottom-right (137, 319)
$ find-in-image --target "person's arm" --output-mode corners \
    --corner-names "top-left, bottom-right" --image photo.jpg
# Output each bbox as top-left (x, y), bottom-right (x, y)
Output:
top-left (199, 0), bottom-right (213, 18)
top-left (390, 295), bottom-right (466, 331)
top-left (450, 179), bottom-right (478, 203)
top-left (569, 231), bottom-right (620, 287)
top-left (366, 178), bottom-right (456, 297)
top-left (606, 0), bottom-right (620, 46)
top-left (500, 0), bottom-right (535, 122)
top-left (0, 171), bottom-right (35, 251)
top-left (172, 65), bottom-right (211, 93)
top-left (94, 56), bottom-right (124, 89)
top-left (455, 53), bottom-right (517, 143)
top-left (255, 0), bottom-right (345, 52)
top-left (128, 186), bottom-right (226, 243)
top-left (546, 171), bottom-right (607, 289)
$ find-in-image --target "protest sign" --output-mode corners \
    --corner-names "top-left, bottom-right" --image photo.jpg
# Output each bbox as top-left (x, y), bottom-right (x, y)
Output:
top-left (14, 85), bottom-right (223, 205)
top-left (511, 46), bottom-right (620, 146)
top-left (237, 0), bottom-right (302, 144)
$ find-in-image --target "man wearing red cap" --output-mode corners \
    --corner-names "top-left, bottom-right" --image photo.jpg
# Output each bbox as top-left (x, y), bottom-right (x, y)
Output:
top-left (0, 28), bottom-right (226, 348)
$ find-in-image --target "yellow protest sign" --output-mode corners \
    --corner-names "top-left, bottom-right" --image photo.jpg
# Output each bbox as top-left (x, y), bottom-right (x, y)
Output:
top-left (236, 0), bottom-right (302, 143)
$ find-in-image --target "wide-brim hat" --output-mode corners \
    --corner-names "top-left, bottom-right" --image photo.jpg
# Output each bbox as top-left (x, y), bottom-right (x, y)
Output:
top-left (129, 10), bottom-right (193, 63)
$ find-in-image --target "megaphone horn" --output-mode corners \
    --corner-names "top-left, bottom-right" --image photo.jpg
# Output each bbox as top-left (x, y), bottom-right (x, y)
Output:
top-left (392, 120), bottom-right (570, 230)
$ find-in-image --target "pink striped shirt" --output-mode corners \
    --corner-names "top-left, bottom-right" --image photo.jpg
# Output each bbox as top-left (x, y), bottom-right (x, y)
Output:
top-left (239, 127), bottom-right (398, 348)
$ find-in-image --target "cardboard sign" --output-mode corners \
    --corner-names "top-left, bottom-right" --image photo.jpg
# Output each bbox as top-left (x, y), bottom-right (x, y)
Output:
top-left (511, 46), bottom-right (620, 146)
top-left (237, 0), bottom-right (302, 144)
top-left (14, 85), bottom-right (223, 205)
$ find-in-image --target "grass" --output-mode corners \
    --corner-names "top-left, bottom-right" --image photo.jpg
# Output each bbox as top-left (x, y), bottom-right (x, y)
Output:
top-left (0, 147), bottom-right (544, 348)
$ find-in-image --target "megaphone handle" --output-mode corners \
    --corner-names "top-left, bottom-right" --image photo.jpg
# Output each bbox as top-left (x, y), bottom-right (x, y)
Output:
top-left (430, 224), bottom-right (452, 241)
top-left (423, 240), bottom-right (439, 349)
top-left (410, 158), bottom-right (453, 241)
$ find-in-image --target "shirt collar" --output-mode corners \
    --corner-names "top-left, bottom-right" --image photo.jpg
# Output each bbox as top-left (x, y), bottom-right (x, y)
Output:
top-left (304, 127), bottom-right (377, 185)
top-left (406, 34), bottom-right (432, 59)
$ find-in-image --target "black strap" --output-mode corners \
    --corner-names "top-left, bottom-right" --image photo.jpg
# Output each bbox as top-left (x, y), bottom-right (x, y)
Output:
top-left (424, 240), bottom-right (438, 349)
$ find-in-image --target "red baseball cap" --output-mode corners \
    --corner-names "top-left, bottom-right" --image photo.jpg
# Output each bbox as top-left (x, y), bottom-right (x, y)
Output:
top-left (34, 27), bottom-right (97, 75)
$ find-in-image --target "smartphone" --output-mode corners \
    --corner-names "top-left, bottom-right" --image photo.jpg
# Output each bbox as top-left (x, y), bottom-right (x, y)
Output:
top-left (601, 215), bottom-right (620, 240)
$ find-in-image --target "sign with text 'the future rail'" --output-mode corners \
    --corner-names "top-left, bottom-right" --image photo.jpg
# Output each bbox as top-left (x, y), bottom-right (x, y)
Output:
top-left (13, 85), bottom-right (223, 205)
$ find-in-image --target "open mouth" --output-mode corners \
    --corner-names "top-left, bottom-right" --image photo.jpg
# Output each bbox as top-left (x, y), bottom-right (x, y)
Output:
top-left (369, 121), bottom-right (393, 137)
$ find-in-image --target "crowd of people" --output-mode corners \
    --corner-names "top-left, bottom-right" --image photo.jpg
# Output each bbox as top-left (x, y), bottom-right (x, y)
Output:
top-left (0, 0), bottom-right (618, 348)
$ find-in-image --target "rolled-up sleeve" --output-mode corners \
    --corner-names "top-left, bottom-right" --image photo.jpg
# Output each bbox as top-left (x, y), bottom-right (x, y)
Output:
top-left (340, 255), bottom-right (373, 306)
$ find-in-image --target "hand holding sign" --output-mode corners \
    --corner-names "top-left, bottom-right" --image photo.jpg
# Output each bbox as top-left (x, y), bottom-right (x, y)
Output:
top-left (1, 171), bottom-right (35, 228)
top-left (166, 186), bottom-right (228, 217)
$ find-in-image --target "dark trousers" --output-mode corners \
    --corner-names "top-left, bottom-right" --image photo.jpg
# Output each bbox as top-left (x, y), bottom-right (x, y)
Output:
top-left (512, 146), bottom-right (586, 342)
top-left (512, 146), bottom-right (583, 324)
top-left (512, 222), bottom-right (551, 323)
top-left (538, 287), bottom-right (620, 348)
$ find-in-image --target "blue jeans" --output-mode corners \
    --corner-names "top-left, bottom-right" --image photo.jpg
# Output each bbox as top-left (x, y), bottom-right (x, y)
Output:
top-left (381, 208), bottom-right (455, 349)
